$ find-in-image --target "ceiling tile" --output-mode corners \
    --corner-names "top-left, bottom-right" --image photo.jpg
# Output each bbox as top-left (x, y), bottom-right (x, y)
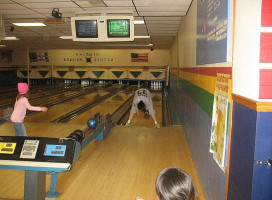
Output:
top-left (0, 0), bottom-right (193, 49)
top-left (104, 1), bottom-right (134, 7)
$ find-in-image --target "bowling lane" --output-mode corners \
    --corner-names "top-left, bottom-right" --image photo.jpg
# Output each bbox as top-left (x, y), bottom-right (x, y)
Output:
top-left (129, 93), bottom-right (162, 127)
top-left (24, 92), bottom-right (108, 123)
top-left (0, 84), bottom-right (91, 108)
top-left (68, 92), bottom-right (133, 124)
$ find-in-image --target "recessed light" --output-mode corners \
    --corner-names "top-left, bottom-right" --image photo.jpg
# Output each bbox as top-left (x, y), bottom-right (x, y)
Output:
top-left (3, 37), bottom-right (19, 40)
top-left (134, 35), bottom-right (150, 39)
top-left (134, 20), bottom-right (144, 25)
top-left (59, 36), bottom-right (73, 39)
top-left (12, 23), bottom-right (47, 27)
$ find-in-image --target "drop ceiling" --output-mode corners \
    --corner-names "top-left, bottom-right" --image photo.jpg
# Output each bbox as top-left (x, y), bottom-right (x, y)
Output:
top-left (0, 0), bottom-right (193, 50)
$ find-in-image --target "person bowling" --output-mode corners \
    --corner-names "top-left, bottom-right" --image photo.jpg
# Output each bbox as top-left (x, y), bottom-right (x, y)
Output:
top-left (124, 88), bottom-right (160, 128)
top-left (10, 82), bottom-right (48, 136)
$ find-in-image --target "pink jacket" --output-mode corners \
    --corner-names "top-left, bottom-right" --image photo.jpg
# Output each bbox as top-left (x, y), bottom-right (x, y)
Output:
top-left (10, 97), bottom-right (41, 122)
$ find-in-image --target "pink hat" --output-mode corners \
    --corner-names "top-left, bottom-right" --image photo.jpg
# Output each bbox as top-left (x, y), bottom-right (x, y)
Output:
top-left (18, 83), bottom-right (29, 94)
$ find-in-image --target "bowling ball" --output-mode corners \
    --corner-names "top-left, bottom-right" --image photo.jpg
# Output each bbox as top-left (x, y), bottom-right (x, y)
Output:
top-left (67, 132), bottom-right (80, 142)
top-left (73, 129), bottom-right (85, 142)
top-left (87, 118), bottom-right (98, 129)
top-left (67, 129), bottom-right (85, 142)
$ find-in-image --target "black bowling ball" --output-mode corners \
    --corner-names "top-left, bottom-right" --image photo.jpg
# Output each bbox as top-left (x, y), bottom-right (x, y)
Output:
top-left (67, 129), bottom-right (84, 142)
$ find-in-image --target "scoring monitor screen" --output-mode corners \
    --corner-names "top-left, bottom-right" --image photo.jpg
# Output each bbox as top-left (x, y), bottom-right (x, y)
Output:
top-left (44, 144), bottom-right (66, 157)
top-left (75, 20), bottom-right (98, 38)
top-left (107, 19), bottom-right (130, 38)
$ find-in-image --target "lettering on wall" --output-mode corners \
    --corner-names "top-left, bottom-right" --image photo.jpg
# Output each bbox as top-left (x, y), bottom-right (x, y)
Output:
top-left (63, 52), bottom-right (114, 63)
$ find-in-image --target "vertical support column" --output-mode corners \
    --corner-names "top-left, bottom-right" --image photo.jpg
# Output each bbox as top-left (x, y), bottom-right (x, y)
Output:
top-left (24, 170), bottom-right (46, 200)
top-left (51, 65), bottom-right (54, 85)
top-left (46, 172), bottom-right (60, 198)
top-left (26, 46), bottom-right (30, 86)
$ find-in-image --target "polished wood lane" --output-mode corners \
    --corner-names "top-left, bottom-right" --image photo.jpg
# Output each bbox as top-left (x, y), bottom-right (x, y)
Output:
top-left (68, 93), bottom-right (132, 124)
top-left (130, 93), bottom-right (162, 127)
top-left (0, 124), bottom-right (206, 200)
top-left (24, 92), bottom-right (107, 123)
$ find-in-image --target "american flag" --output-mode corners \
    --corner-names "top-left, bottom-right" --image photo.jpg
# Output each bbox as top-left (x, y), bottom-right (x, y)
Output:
top-left (131, 53), bottom-right (148, 62)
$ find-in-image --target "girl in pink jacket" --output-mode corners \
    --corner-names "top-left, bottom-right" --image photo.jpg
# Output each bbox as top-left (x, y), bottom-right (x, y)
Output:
top-left (10, 83), bottom-right (47, 136)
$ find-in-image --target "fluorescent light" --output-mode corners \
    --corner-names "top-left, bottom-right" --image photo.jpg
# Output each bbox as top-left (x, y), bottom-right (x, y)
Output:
top-left (134, 35), bottom-right (150, 39)
top-left (147, 44), bottom-right (153, 46)
top-left (0, 45), bottom-right (6, 48)
top-left (134, 20), bottom-right (144, 25)
top-left (59, 36), bottom-right (73, 39)
top-left (12, 23), bottom-right (46, 27)
top-left (3, 37), bottom-right (19, 40)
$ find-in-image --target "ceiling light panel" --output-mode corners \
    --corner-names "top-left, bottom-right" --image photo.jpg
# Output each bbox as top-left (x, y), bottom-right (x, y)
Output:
top-left (75, 1), bottom-right (93, 7)
top-left (104, 1), bottom-right (134, 6)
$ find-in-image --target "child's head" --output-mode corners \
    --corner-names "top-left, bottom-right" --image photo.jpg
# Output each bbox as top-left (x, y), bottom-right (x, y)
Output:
top-left (155, 167), bottom-right (196, 200)
top-left (18, 82), bottom-right (29, 95)
top-left (137, 101), bottom-right (146, 113)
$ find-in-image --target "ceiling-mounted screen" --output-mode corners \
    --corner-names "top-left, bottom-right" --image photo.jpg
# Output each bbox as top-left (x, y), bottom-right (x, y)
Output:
top-left (75, 20), bottom-right (98, 38)
top-left (71, 16), bottom-right (134, 42)
top-left (107, 19), bottom-right (130, 38)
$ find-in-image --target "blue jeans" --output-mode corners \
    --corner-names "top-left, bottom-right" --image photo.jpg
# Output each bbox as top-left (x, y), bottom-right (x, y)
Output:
top-left (13, 122), bottom-right (27, 136)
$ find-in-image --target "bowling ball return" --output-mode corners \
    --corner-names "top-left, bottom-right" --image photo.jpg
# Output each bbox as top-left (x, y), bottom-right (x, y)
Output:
top-left (0, 136), bottom-right (80, 200)
top-left (45, 112), bottom-right (113, 198)
top-left (0, 112), bottom-right (114, 200)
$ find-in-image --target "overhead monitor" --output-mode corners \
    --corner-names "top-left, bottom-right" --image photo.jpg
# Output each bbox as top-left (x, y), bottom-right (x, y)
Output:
top-left (71, 16), bottom-right (134, 42)
top-left (107, 19), bottom-right (130, 38)
top-left (75, 20), bottom-right (98, 38)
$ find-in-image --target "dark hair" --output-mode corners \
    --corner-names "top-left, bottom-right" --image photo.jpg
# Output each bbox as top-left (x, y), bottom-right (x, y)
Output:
top-left (137, 101), bottom-right (146, 113)
top-left (155, 167), bottom-right (196, 200)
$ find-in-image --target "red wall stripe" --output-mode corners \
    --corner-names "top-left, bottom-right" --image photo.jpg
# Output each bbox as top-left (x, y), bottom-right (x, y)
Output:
top-left (179, 67), bottom-right (232, 78)
top-left (262, 0), bottom-right (272, 26)
top-left (259, 69), bottom-right (272, 99)
top-left (260, 33), bottom-right (272, 63)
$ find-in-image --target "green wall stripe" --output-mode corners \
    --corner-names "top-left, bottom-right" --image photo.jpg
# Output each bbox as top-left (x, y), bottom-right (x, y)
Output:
top-left (179, 78), bottom-right (214, 117)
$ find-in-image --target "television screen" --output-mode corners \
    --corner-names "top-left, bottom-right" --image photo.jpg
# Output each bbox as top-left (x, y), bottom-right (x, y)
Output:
top-left (107, 19), bottom-right (130, 38)
top-left (75, 20), bottom-right (98, 38)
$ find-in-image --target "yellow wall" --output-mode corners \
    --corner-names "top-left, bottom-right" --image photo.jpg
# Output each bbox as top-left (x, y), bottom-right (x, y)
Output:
top-left (1, 49), bottom-right (169, 67)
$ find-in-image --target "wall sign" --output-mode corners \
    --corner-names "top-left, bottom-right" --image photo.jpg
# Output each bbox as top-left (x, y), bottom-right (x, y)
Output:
top-left (197, 0), bottom-right (231, 65)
